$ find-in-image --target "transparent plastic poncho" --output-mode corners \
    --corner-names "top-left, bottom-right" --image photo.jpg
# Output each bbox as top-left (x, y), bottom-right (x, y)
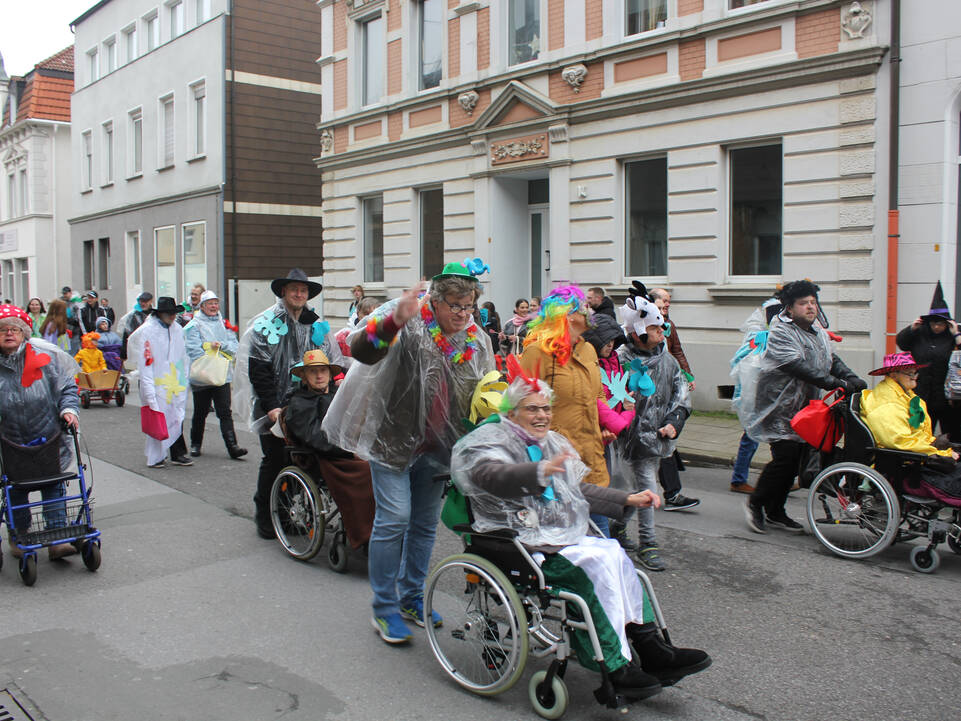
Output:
top-left (322, 297), bottom-right (496, 471)
top-left (233, 300), bottom-right (344, 433)
top-left (730, 305), bottom-right (771, 425)
top-left (450, 419), bottom-right (591, 547)
top-left (739, 314), bottom-right (833, 443)
top-left (0, 338), bottom-right (81, 470)
top-left (616, 343), bottom-right (690, 459)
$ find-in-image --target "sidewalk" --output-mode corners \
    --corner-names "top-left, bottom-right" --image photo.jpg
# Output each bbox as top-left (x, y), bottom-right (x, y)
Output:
top-left (676, 413), bottom-right (771, 470)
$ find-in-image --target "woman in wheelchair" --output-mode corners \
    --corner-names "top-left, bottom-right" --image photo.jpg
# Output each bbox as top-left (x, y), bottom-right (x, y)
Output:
top-left (451, 375), bottom-right (710, 700)
top-left (283, 350), bottom-right (374, 549)
top-left (861, 352), bottom-right (961, 495)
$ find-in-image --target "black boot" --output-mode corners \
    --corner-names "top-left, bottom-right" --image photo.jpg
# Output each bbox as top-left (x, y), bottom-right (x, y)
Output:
top-left (627, 622), bottom-right (711, 686)
top-left (611, 520), bottom-right (637, 551)
top-left (608, 661), bottom-right (662, 700)
top-left (223, 430), bottom-right (248, 459)
top-left (189, 414), bottom-right (204, 457)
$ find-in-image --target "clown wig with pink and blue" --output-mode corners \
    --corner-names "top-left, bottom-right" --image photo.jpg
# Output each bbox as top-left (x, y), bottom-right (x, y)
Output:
top-left (522, 285), bottom-right (589, 366)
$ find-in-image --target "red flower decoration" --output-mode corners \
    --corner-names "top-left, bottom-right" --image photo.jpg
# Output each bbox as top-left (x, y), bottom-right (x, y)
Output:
top-left (144, 341), bottom-right (154, 366)
top-left (21, 343), bottom-right (51, 388)
top-left (223, 319), bottom-right (239, 333)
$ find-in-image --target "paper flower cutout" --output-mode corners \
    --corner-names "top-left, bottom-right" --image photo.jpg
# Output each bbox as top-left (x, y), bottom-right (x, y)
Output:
top-left (525, 444), bottom-right (555, 501)
top-left (253, 314), bottom-right (289, 345)
top-left (143, 341), bottom-right (154, 366)
top-left (600, 367), bottom-right (632, 408)
top-left (627, 359), bottom-right (656, 397)
top-left (469, 370), bottom-right (509, 424)
top-left (311, 320), bottom-right (331, 347)
top-left (462, 257), bottom-right (491, 277)
top-left (908, 396), bottom-right (925, 430)
top-left (21, 343), bottom-right (51, 388)
top-left (156, 363), bottom-right (187, 403)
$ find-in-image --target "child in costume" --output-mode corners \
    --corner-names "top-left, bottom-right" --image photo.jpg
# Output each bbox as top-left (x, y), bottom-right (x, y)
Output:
top-left (74, 332), bottom-right (107, 373)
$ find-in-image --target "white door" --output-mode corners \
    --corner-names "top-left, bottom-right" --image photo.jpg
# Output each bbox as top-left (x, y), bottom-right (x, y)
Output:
top-left (529, 204), bottom-right (550, 299)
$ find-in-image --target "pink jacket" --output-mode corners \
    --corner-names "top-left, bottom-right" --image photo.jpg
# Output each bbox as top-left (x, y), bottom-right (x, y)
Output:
top-left (597, 353), bottom-right (634, 442)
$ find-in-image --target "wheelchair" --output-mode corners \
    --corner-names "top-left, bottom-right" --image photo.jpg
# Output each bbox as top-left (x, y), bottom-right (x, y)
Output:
top-left (423, 508), bottom-right (675, 719)
top-left (268, 418), bottom-right (350, 573)
top-left (805, 392), bottom-right (961, 573)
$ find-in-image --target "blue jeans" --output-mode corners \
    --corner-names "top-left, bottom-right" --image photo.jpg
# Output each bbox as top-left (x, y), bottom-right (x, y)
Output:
top-left (731, 433), bottom-right (759, 485)
top-left (368, 456), bottom-right (446, 617)
top-left (8, 482), bottom-right (67, 536)
top-left (589, 513), bottom-right (611, 537)
top-left (629, 456), bottom-right (660, 546)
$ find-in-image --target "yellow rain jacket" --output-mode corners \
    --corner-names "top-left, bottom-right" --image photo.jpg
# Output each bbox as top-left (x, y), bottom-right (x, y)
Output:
top-left (75, 332), bottom-right (107, 373)
top-left (860, 376), bottom-right (952, 458)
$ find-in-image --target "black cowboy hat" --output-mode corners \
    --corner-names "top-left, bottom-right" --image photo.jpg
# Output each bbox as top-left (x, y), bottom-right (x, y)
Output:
top-left (150, 296), bottom-right (182, 314)
top-left (270, 268), bottom-right (323, 299)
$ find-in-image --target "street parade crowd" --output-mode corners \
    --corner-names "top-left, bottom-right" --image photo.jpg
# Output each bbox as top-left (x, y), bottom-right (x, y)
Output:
top-left (2, 263), bottom-right (961, 709)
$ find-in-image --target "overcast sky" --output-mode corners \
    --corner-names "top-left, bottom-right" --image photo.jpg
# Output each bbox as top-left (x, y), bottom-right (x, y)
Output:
top-left (1, 1), bottom-right (90, 77)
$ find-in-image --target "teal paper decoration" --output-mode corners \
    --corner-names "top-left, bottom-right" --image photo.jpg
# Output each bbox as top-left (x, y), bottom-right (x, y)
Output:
top-left (253, 314), bottom-right (289, 345)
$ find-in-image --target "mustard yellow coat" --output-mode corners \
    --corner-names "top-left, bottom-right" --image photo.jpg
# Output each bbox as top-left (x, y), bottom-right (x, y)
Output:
top-left (860, 376), bottom-right (952, 458)
top-left (519, 339), bottom-right (610, 487)
top-left (74, 348), bottom-right (106, 374)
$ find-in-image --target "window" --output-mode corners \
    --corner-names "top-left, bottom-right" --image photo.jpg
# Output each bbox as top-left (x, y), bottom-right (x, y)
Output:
top-left (126, 230), bottom-right (142, 285)
top-left (362, 16), bottom-right (385, 106)
top-left (87, 48), bottom-right (99, 83)
top-left (420, 189), bottom-right (444, 277)
top-left (6, 174), bottom-right (14, 219)
top-left (104, 37), bottom-right (117, 73)
top-left (81, 131), bottom-right (93, 190)
top-left (363, 196), bottom-right (384, 282)
top-left (102, 122), bottom-right (114, 184)
top-left (625, 157), bottom-right (668, 277)
top-left (196, 0), bottom-right (211, 23)
top-left (83, 240), bottom-right (95, 289)
top-left (419, 0), bottom-right (443, 90)
top-left (129, 108), bottom-right (143, 175)
top-left (730, 0), bottom-right (769, 7)
top-left (123, 24), bottom-right (138, 63)
top-left (190, 81), bottom-right (206, 156)
top-left (160, 95), bottom-right (175, 168)
top-left (98, 238), bottom-right (110, 289)
top-left (730, 144), bottom-right (782, 276)
top-left (168, 1), bottom-right (185, 39)
top-left (145, 11), bottom-right (159, 51)
top-left (509, 0), bottom-right (539, 65)
top-left (183, 222), bottom-right (206, 294)
top-left (15, 259), bottom-right (28, 307)
top-left (155, 227), bottom-right (177, 298)
top-left (625, 0), bottom-right (667, 35)
top-left (18, 169), bottom-right (27, 216)
top-left (2, 261), bottom-right (12, 301)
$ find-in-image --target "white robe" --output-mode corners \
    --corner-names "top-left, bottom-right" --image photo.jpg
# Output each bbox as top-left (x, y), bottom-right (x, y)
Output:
top-left (129, 316), bottom-right (189, 465)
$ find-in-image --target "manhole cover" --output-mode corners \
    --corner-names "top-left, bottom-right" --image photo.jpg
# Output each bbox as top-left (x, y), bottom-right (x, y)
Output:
top-left (0, 688), bottom-right (36, 721)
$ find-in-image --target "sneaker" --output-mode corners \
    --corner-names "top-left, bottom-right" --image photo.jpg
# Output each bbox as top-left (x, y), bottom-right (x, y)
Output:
top-left (609, 661), bottom-right (662, 700)
top-left (766, 511), bottom-right (804, 533)
top-left (611, 522), bottom-right (637, 551)
top-left (636, 546), bottom-right (666, 572)
top-left (745, 500), bottom-right (766, 534)
top-left (148, 460), bottom-right (167, 469)
top-left (730, 482), bottom-right (755, 494)
top-left (662, 493), bottom-right (700, 511)
top-left (371, 613), bottom-right (413, 644)
top-left (170, 455), bottom-right (194, 466)
top-left (190, 445), bottom-right (202, 457)
top-left (400, 598), bottom-right (443, 628)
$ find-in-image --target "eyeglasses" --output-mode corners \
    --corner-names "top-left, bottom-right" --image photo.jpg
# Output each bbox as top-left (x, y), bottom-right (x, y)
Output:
top-left (441, 299), bottom-right (477, 316)
top-left (520, 404), bottom-right (552, 415)
top-left (0, 327), bottom-right (22, 335)
top-left (901, 370), bottom-right (920, 378)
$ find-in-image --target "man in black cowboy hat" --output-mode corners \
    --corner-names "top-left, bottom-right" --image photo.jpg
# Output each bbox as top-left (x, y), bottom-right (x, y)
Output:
top-left (897, 281), bottom-right (961, 441)
top-left (240, 268), bottom-right (343, 539)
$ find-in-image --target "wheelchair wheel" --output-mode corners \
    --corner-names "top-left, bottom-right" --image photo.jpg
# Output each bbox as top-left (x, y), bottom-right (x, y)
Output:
top-left (528, 670), bottom-right (569, 720)
top-left (270, 466), bottom-right (326, 560)
top-left (328, 533), bottom-right (348, 574)
top-left (909, 545), bottom-right (940, 573)
top-left (424, 554), bottom-right (529, 696)
top-left (806, 463), bottom-right (900, 559)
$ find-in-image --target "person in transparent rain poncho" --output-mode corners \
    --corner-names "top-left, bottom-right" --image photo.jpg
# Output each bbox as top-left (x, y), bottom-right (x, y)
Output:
top-left (233, 269), bottom-right (344, 540)
top-left (322, 260), bottom-right (495, 646)
top-left (614, 284), bottom-right (691, 573)
top-left (740, 280), bottom-right (866, 535)
top-left (451, 375), bottom-right (710, 700)
top-left (0, 304), bottom-right (81, 560)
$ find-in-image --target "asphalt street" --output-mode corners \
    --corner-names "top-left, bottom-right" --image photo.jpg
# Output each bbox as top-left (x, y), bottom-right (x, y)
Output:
top-left (0, 395), bottom-right (959, 721)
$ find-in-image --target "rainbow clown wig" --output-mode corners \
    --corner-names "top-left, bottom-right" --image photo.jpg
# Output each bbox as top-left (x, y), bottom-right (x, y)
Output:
top-left (522, 285), bottom-right (589, 366)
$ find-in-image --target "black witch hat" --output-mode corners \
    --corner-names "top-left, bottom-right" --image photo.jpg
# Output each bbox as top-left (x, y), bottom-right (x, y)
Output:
top-left (921, 281), bottom-right (952, 322)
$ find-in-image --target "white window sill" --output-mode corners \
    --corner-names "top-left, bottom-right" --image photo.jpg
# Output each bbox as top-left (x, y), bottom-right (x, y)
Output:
top-left (100, 181), bottom-right (114, 189)
top-left (80, 188), bottom-right (93, 195)
top-left (186, 154), bottom-right (206, 164)
top-left (126, 172), bottom-right (143, 181)
top-left (157, 164), bottom-right (175, 173)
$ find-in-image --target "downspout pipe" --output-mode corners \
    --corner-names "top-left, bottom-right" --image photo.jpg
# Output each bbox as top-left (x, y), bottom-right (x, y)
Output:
top-left (228, 0), bottom-right (239, 328)
top-left (886, 0), bottom-right (901, 354)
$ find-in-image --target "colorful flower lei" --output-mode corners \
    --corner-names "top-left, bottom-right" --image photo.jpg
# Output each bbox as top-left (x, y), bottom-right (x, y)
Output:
top-left (366, 316), bottom-right (392, 349)
top-left (421, 303), bottom-right (479, 365)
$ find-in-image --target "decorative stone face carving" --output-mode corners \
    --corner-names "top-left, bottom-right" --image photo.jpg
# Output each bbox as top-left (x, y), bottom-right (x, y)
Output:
top-left (842, 1), bottom-right (872, 39)
top-left (320, 129), bottom-right (333, 153)
top-left (561, 64), bottom-right (588, 93)
top-left (458, 90), bottom-right (480, 115)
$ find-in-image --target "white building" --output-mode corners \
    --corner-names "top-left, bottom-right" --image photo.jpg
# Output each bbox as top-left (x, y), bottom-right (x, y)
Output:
top-left (0, 47), bottom-right (75, 306)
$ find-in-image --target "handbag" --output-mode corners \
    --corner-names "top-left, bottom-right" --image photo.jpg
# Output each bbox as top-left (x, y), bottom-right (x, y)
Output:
top-left (140, 406), bottom-right (169, 441)
top-left (790, 388), bottom-right (845, 452)
top-left (189, 349), bottom-right (230, 387)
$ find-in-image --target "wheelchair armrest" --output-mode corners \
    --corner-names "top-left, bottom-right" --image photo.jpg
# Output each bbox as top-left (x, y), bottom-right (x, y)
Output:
top-left (874, 447), bottom-right (938, 464)
top-left (452, 524), bottom-right (518, 540)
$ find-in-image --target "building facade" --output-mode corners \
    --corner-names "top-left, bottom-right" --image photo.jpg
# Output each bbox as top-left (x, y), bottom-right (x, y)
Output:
top-left (0, 48), bottom-right (75, 306)
top-left (69, 0), bottom-right (324, 321)
top-left (315, 0), bottom-right (896, 409)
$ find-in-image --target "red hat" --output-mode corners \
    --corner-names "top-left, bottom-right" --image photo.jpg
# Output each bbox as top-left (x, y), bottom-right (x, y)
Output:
top-left (0, 304), bottom-right (33, 332)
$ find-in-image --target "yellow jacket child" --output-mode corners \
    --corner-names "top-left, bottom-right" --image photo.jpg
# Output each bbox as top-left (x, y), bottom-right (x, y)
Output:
top-left (75, 332), bottom-right (107, 373)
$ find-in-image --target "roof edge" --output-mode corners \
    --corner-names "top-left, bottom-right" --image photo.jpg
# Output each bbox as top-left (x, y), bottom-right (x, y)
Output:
top-left (71, 0), bottom-right (113, 28)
